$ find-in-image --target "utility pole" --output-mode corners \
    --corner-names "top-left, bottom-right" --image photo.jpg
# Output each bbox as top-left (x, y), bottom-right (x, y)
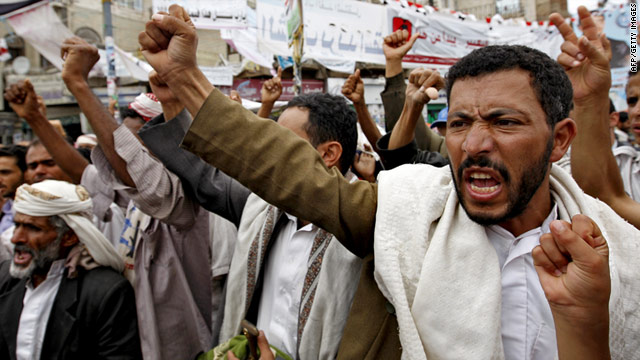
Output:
top-left (102, 0), bottom-right (119, 120)
top-left (286, 0), bottom-right (303, 95)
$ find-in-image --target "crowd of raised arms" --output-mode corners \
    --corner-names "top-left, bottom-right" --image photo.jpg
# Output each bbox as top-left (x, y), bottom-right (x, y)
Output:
top-left (0, 4), bottom-right (639, 360)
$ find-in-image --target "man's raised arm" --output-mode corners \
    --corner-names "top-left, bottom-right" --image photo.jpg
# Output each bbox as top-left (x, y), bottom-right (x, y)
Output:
top-left (61, 37), bottom-right (134, 187)
top-left (139, 5), bottom-right (377, 257)
top-left (257, 67), bottom-right (283, 118)
top-left (382, 30), bottom-right (444, 153)
top-left (533, 215), bottom-right (611, 360)
top-left (551, 7), bottom-right (640, 229)
top-left (375, 68), bottom-right (448, 170)
top-left (4, 80), bottom-right (89, 183)
top-left (387, 68), bottom-right (442, 150)
top-left (342, 69), bottom-right (383, 152)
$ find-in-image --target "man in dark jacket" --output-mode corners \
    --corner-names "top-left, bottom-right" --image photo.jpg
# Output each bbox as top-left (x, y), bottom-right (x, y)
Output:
top-left (0, 180), bottom-right (140, 360)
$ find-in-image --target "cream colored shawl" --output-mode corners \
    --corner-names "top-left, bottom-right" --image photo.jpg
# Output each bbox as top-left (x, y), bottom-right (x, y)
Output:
top-left (375, 164), bottom-right (639, 360)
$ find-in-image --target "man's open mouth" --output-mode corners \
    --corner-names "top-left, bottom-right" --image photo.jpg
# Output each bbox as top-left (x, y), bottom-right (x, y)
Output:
top-left (13, 247), bottom-right (34, 266)
top-left (465, 169), bottom-right (503, 200)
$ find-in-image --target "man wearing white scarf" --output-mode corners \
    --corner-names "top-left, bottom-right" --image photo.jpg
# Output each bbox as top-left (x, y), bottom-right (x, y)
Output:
top-left (0, 180), bottom-right (140, 359)
top-left (12, 180), bottom-right (124, 273)
top-left (140, 8), bottom-right (640, 359)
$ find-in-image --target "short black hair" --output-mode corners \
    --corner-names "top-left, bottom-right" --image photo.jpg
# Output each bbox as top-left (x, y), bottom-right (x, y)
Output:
top-left (119, 106), bottom-right (143, 120)
top-left (446, 45), bottom-right (573, 128)
top-left (76, 146), bottom-right (92, 163)
top-left (609, 99), bottom-right (616, 114)
top-left (619, 111), bottom-right (628, 123)
top-left (0, 145), bottom-right (26, 172)
top-left (286, 93), bottom-right (357, 174)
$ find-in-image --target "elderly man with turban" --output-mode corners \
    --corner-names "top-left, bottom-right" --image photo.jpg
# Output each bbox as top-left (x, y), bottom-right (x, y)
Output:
top-left (0, 180), bottom-right (141, 359)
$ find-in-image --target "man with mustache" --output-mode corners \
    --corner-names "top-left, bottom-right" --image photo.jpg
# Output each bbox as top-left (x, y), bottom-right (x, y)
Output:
top-left (0, 180), bottom-right (140, 359)
top-left (140, 6), bottom-right (640, 359)
top-left (0, 146), bottom-right (26, 237)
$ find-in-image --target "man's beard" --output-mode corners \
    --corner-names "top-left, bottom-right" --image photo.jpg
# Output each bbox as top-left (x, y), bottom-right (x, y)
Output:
top-left (9, 233), bottom-right (64, 279)
top-left (451, 137), bottom-right (553, 226)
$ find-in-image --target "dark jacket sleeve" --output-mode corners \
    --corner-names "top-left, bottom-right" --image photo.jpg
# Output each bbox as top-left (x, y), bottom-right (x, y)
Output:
top-left (381, 73), bottom-right (448, 157)
top-left (376, 132), bottom-right (449, 170)
top-left (93, 272), bottom-right (142, 359)
top-left (139, 111), bottom-right (251, 228)
top-left (182, 89), bottom-right (377, 258)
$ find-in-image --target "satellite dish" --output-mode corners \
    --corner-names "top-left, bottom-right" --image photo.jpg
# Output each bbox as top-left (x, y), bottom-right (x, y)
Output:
top-left (12, 56), bottom-right (30, 75)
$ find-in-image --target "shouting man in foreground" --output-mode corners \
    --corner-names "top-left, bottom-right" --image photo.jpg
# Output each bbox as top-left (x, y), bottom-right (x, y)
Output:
top-left (140, 6), bottom-right (639, 359)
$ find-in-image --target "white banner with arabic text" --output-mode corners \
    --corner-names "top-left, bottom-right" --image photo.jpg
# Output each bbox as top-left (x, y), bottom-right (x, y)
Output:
top-left (153, 0), bottom-right (248, 29)
top-left (386, 4), bottom-right (563, 71)
top-left (256, 0), bottom-right (564, 73)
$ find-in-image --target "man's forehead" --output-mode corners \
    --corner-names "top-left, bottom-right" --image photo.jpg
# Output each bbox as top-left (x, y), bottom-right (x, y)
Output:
top-left (626, 74), bottom-right (640, 93)
top-left (14, 212), bottom-right (52, 226)
top-left (0, 156), bottom-right (19, 168)
top-left (449, 69), bottom-right (540, 113)
top-left (26, 145), bottom-right (54, 163)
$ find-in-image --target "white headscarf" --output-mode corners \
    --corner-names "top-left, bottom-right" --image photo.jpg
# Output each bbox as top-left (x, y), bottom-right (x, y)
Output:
top-left (13, 180), bottom-right (124, 273)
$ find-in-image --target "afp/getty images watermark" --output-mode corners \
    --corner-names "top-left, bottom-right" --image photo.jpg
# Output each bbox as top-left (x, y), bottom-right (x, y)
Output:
top-left (631, 3), bottom-right (637, 73)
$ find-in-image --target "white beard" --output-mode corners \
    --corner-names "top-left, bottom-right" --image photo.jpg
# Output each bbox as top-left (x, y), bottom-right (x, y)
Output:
top-left (9, 234), bottom-right (63, 279)
top-left (9, 258), bottom-right (37, 279)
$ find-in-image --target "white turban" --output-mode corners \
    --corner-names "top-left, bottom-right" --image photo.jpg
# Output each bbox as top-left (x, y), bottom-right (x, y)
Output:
top-left (13, 180), bottom-right (124, 273)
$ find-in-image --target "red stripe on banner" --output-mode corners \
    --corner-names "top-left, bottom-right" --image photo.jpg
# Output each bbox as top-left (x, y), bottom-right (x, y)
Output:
top-left (403, 54), bottom-right (460, 66)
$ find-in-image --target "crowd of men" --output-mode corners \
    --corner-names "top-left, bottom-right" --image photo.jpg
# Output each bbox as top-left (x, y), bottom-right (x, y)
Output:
top-left (0, 4), bottom-right (638, 360)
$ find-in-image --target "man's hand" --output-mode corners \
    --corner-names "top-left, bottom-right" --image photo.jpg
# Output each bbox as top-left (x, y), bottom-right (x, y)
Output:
top-left (406, 68), bottom-right (443, 108)
top-left (138, 5), bottom-right (198, 86)
top-left (383, 29), bottom-right (419, 78)
top-left (227, 331), bottom-right (275, 360)
top-left (383, 29), bottom-right (419, 62)
top-left (342, 69), bottom-right (365, 106)
top-left (533, 215), bottom-right (610, 321)
top-left (149, 70), bottom-right (184, 120)
top-left (60, 37), bottom-right (100, 89)
top-left (550, 6), bottom-right (612, 104)
top-left (148, 70), bottom-right (176, 105)
top-left (261, 67), bottom-right (283, 104)
top-left (533, 214), bottom-right (611, 359)
top-left (4, 79), bottom-right (45, 120)
top-left (353, 144), bottom-right (376, 183)
top-left (229, 90), bottom-right (242, 104)
top-left (37, 95), bottom-right (47, 118)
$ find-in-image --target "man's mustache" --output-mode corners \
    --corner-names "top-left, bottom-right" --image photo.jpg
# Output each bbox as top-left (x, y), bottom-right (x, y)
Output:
top-left (13, 244), bottom-right (35, 257)
top-left (457, 156), bottom-right (511, 184)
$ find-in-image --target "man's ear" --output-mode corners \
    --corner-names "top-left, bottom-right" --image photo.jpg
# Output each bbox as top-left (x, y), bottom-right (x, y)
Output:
top-left (316, 141), bottom-right (343, 170)
top-left (61, 231), bottom-right (79, 248)
top-left (609, 112), bottom-right (620, 128)
top-left (550, 118), bottom-right (577, 162)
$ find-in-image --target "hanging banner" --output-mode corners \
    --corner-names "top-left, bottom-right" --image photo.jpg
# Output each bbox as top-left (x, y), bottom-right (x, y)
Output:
top-left (302, 0), bottom-right (387, 65)
top-left (258, 0), bottom-right (384, 67)
top-left (152, 0), bottom-right (248, 29)
top-left (387, 2), bottom-right (563, 71)
top-left (257, 0), bottom-right (291, 57)
top-left (257, 0), bottom-right (563, 72)
top-left (7, 2), bottom-right (75, 70)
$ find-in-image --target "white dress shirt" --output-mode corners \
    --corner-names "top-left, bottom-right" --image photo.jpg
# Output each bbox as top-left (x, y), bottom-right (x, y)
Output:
top-left (486, 206), bottom-right (558, 360)
top-left (16, 259), bottom-right (65, 360)
top-left (256, 213), bottom-right (316, 358)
